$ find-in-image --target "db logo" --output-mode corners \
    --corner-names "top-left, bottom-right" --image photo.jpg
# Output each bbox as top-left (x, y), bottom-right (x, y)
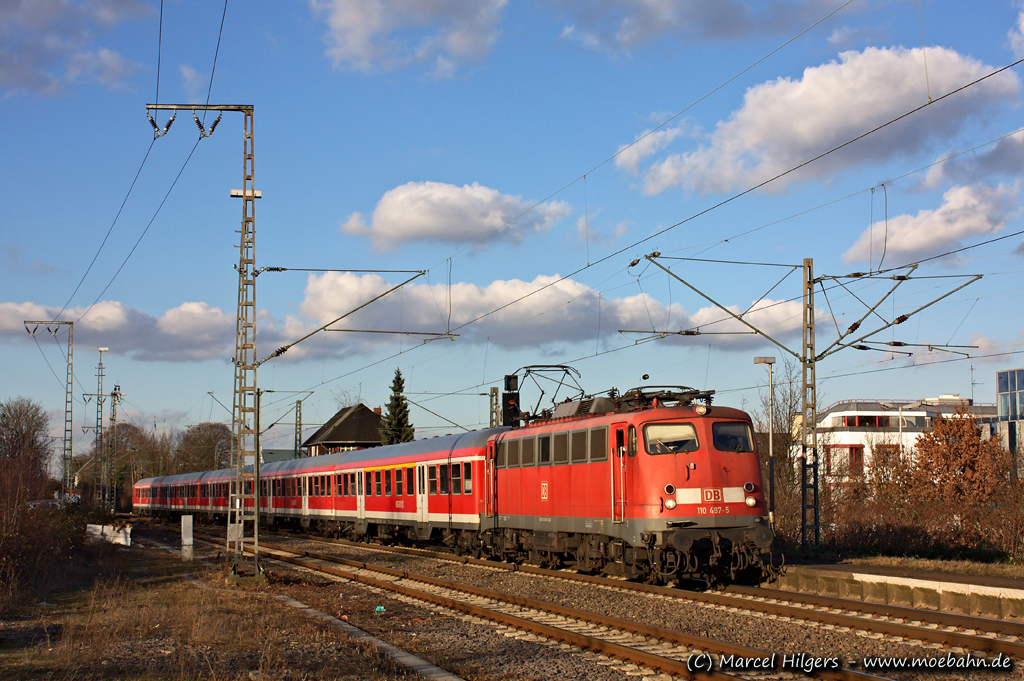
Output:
top-left (702, 488), bottom-right (723, 503)
top-left (541, 482), bottom-right (549, 500)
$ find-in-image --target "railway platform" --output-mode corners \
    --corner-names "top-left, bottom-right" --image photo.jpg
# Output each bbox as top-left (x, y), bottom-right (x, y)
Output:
top-left (775, 562), bottom-right (1024, 620)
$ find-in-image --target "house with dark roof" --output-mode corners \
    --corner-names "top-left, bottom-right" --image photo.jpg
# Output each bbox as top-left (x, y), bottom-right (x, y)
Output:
top-left (301, 404), bottom-right (383, 457)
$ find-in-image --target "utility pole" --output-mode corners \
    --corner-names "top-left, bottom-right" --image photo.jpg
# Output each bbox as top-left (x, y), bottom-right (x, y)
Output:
top-left (489, 387), bottom-right (500, 428)
top-left (800, 259), bottom-right (820, 547)
top-left (81, 348), bottom-right (108, 506)
top-left (146, 103), bottom-right (261, 570)
top-left (294, 399), bottom-right (303, 458)
top-left (24, 321), bottom-right (74, 493)
top-left (108, 384), bottom-right (123, 513)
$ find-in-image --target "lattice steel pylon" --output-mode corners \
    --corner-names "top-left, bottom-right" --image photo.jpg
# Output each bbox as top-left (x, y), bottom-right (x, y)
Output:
top-left (294, 400), bottom-right (303, 458)
top-left (24, 321), bottom-right (74, 492)
top-left (229, 107), bottom-right (259, 559)
top-left (145, 103), bottom-right (260, 566)
top-left (800, 258), bottom-right (820, 548)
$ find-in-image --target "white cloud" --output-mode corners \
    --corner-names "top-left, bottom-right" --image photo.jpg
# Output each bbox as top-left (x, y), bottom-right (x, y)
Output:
top-left (921, 131), bottom-right (1024, 189)
top-left (1010, 7), bottom-right (1024, 58)
top-left (342, 181), bottom-right (572, 251)
top-left (558, 0), bottom-right (836, 51)
top-left (179, 64), bottom-right (205, 103)
top-left (634, 47), bottom-right (1019, 195)
top-left (0, 0), bottom-right (148, 95)
top-left (842, 184), bottom-right (1019, 265)
top-left (310, 0), bottom-right (505, 75)
top-left (614, 124), bottom-right (688, 175)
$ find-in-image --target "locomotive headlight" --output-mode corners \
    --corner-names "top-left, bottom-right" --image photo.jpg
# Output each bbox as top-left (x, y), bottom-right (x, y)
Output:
top-left (664, 484), bottom-right (676, 495)
top-left (665, 498), bottom-right (677, 510)
top-left (743, 482), bottom-right (755, 493)
top-left (745, 496), bottom-right (757, 507)
top-left (695, 404), bottom-right (707, 415)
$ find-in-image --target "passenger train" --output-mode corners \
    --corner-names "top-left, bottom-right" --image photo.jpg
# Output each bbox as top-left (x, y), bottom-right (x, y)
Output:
top-left (134, 387), bottom-right (780, 585)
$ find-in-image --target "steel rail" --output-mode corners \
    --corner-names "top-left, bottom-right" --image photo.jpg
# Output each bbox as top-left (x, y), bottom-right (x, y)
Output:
top-left (194, 530), bottom-right (889, 681)
top-left (287, 533), bottom-right (1024, 654)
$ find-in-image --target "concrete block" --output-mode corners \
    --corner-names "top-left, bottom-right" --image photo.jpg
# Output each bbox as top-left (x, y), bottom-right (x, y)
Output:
top-left (971, 593), bottom-right (1002, 619)
top-left (818, 575), bottom-right (841, 597)
top-left (939, 589), bottom-right (971, 616)
top-left (839, 578), bottom-right (863, 601)
top-left (887, 583), bottom-right (914, 608)
top-left (799, 569), bottom-right (822, 593)
top-left (1001, 597), bottom-right (1024, 620)
top-left (777, 569), bottom-right (801, 592)
top-left (863, 580), bottom-right (889, 604)
top-left (911, 586), bottom-right (941, 611)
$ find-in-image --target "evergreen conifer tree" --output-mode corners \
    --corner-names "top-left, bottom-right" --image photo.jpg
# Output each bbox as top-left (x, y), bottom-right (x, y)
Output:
top-left (380, 368), bottom-right (414, 444)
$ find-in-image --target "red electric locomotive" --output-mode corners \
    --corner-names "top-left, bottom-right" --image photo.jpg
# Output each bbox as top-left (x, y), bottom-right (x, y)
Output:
top-left (135, 385), bottom-right (779, 586)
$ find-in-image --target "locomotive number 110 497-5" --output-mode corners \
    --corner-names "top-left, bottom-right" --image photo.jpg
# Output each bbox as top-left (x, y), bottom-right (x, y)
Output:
top-left (697, 506), bottom-right (731, 515)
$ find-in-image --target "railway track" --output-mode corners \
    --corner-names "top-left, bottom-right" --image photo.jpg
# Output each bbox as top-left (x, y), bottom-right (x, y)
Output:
top-left (238, 527), bottom-right (1024, 659)
top-left (191, 527), bottom-right (898, 681)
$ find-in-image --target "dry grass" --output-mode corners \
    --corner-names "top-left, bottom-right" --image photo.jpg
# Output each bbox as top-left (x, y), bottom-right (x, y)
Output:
top-left (842, 555), bottom-right (1024, 579)
top-left (0, 542), bottom-right (411, 680)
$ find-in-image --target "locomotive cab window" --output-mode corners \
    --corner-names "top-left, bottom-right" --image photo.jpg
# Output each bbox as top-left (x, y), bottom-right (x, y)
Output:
top-left (712, 422), bottom-right (755, 453)
top-left (644, 423), bottom-right (699, 454)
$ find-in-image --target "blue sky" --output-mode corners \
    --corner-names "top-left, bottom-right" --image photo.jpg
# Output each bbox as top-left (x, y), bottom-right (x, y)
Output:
top-left (3, 0), bottom-right (1024, 457)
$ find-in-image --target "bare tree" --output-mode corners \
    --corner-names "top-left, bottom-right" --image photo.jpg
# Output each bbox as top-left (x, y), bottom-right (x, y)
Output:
top-left (174, 422), bottom-right (231, 473)
top-left (0, 397), bottom-right (54, 549)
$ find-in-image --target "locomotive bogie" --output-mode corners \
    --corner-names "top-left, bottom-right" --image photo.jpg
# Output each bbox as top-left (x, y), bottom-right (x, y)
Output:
top-left (134, 402), bottom-right (781, 586)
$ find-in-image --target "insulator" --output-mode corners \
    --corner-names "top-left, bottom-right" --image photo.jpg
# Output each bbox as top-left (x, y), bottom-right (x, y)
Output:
top-left (193, 111), bottom-right (206, 135)
top-left (846, 321), bottom-right (860, 333)
top-left (162, 112), bottom-right (176, 134)
top-left (853, 344), bottom-right (870, 351)
top-left (894, 314), bottom-right (909, 324)
top-left (208, 113), bottom-right (222, 135)
top-left (651, 250), bottom-right (661, 257)
top-left (147, 113), bottom-right (160, 133)
top-left (629, 258), bottom-right (640, 267)
top-left (887, 341), bottom-right (908, 347)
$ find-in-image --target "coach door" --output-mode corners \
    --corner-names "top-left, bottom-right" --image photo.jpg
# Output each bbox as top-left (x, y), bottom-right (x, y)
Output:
top-left (612, 424), bottom-right (627, 523)
top-left (416, 464), bottom-right (429, 523)
top-left (301, 476), bottom-right (309, 516)
top-left (356, 469), bottom-right (365, 520)
top-left (484, 442), bottom-right (494, 517)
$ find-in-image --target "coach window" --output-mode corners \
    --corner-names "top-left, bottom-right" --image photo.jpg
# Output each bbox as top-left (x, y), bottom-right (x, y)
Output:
top-left (428, 466), bottom-right (437, 495)
top-left (326, 474), bottom-right (332, 497)
top-left (440, 464), bottom-right (450, 494)
top-left (374, 470), bottom-right (383, 496)
top-left (463, 462), bottom-right (473, 494)
top-left (313, 476), bottom-right (320, 497)
top-left (571, 430), bottom-right (588, 464)
top-left (365, 471), bottom-right (372, 496)
top-left (521, 438), bottom-right (535, 466)
top-left (644, 423), bottom-right (699, 454)
top-left (538, 435), bottom-right (551, 464)
top-left (451, 463), bottom-right (462, 494)
top-left (395, 469), bottom-right (403, 496)
top-left (407, 467), bottom-right (415, 496)
top-left (385, 469), bottom-right (392, 496)
top-left (495, 441), bottom-right (507, 468)
top-left (507, 439), bottom-right (520, 467)
top-left (342, 474), bottom-right (349, 497)
top-left (590, 428), bottom-right (608, 461)
top-left (553, 432), bottom-right (568, 464)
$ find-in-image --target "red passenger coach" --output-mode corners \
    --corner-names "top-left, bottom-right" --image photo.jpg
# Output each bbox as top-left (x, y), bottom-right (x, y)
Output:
top-left (136, 386), bottom-right (779, 585)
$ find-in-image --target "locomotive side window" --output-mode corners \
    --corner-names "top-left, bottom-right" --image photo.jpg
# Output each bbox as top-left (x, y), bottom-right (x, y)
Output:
top-left (407, 467), bottom-right (415, 496)
top-left (428, 466), bottom-right (437, 494)
top-left (507, 440), bottom-right (521, 467)
top-left (538, 436), bottom-right (551, 464)
top-left (495, 441), bottom-right (507, 468)
top-left (463, 462), bottom-right (473, 494)
top-left (644, 423), bottom-right (699, 454)
top-left (452, 463), bottom-right (462, 494)
top-left (521, 438), bottom-right (535, 466)
top-left (712, 422), bottom-right (755, 453)
top-left (440, 464), bottom-right (450, 494)
top-left (628, 425), bottom-right (637, 457)
top-left (590, 427), bottom-right (608, 461)
top-left (553, 433), bottom-right (569, 464)
top-left (571, 430), bottom-right (588, 463)
top-left (395, 469), bottom-right (403, 496)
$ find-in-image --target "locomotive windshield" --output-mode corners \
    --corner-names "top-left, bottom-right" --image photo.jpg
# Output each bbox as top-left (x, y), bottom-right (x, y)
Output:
top-left (712, 421), bottom-right (755, 453)
top-left (644, 423), bottom-right (699, 454)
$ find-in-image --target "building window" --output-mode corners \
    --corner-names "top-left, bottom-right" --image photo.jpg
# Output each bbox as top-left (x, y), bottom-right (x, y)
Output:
top-left (849, 446), bottom-right (864, 475)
